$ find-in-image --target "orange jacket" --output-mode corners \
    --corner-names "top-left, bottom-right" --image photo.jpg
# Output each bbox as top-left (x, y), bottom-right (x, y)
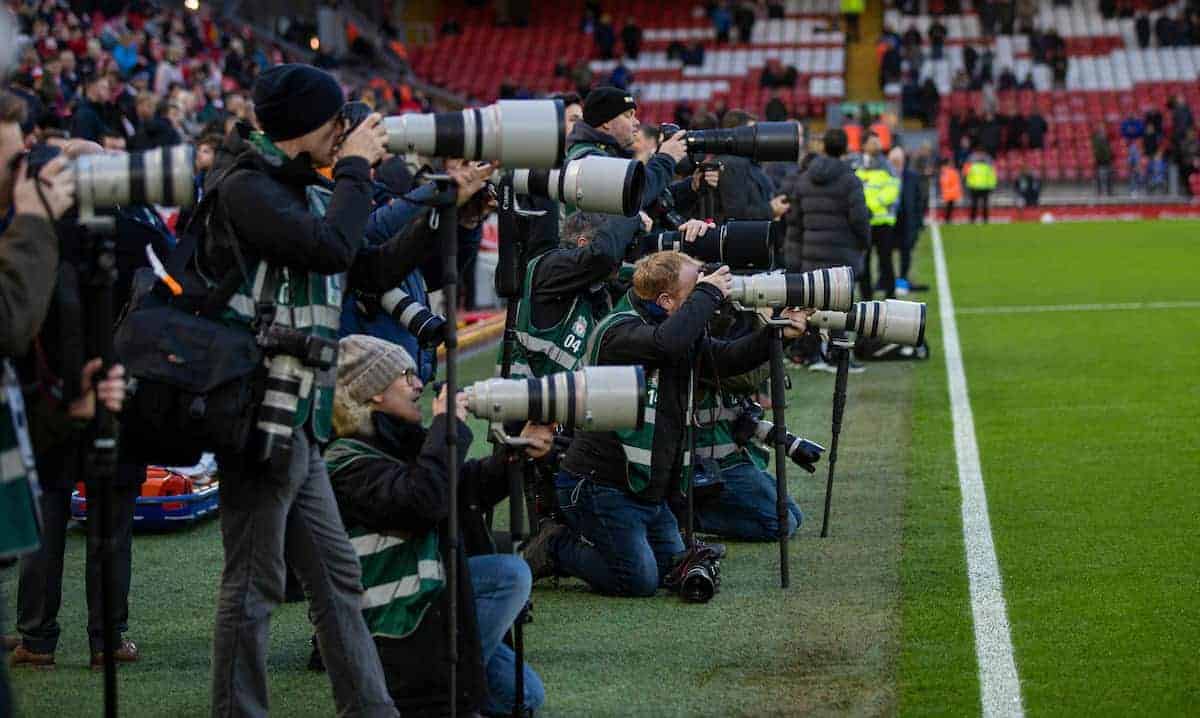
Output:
top-left (869, 121), bottom-right (892, 151)
top-left (939, 166), bottom-right (963, 202)
top-left (844, 123), bottom-right (863, 153)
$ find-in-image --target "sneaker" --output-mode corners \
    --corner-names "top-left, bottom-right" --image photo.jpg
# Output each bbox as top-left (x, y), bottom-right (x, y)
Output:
top-left (848, 360), bottom-right (867, 374)
top-left (10, 644), bottom-right (55, 670)
top-left (894, 278), bottom-right (911, 296)
top-left (807, 360), bottom-right (837, 374)
top-left (90, 638), bottom-right (139, 670)
top-left (521, 520), bottom-right (567, 582)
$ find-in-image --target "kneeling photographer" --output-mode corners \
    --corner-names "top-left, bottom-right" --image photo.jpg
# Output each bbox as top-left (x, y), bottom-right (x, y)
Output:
top-left (326, 335), bottom-right (547, 716)
top-left (521, 252), bottom-right (811, 597)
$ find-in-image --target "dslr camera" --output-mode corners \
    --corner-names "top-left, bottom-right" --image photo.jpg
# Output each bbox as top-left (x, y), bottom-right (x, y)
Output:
top-left (637, 219), bottom-right (777, 270)
top-left (731, 402), bottom-right (825, 473)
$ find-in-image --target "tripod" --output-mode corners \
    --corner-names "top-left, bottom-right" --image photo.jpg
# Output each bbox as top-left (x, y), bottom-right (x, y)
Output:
top-left (819, 335), bottom-right (853, 538)
top-left (79, 219), bottom-right (121, 718)
top-left (765, 318), bottom-right (793, 588)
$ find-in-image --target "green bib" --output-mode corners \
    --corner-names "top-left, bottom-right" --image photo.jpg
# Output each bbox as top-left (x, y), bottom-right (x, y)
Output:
top-left (0, 361), bottom-right (40, 560)
top-left (693, 389), bottom-right (768, 471)
top-left (502, 253), bottom-right (597, 379)
top-left (326, 438), bottom-right (445, 638)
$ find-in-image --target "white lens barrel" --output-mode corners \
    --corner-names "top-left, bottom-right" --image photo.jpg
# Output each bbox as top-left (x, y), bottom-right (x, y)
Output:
top-left (465, 366), bottom-right (645, 431)
top-left (812, 299), bottom-right (927, 346)
top-left (75, 145), bottom-right (195, 209)
top-left (384, 100), bottom-right (563, 168)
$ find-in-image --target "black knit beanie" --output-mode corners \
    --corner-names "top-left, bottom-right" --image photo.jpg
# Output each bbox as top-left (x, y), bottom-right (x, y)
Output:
top-left (583, 86), bottom-right (637, 128)
top-left (252, 63), bottom-right (344, 142)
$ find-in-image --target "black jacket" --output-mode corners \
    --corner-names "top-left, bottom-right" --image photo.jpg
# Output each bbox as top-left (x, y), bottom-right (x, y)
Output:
top-left (328, 413), bottom-right (509, 716)
top-left (529, 214), bottom-right (640, 329)
top-left (895, 166), bottom-right (924, 241)
top-left (561, 285), bottom-right (773, 502)
top-left (0, 214), bottom-right (58, 358)
top-left (566, 121), bottom-right (678, 212)
top-left (199, 127), bottom-right (431, 300)
top-left (781, 154), bottom-right (870, 272)
top-left (69, 98), bottom-right (109, 142)
top-left (714, 155), bottom-right (775, 222)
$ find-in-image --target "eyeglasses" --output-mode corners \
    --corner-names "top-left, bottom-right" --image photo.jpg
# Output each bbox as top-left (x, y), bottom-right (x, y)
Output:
top-left (402, 369), bottom-right (418, 387)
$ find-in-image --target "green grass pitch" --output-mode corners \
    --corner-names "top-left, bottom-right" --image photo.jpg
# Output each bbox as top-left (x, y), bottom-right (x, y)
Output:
top-left (5, 219), bottom-right (1198, 716)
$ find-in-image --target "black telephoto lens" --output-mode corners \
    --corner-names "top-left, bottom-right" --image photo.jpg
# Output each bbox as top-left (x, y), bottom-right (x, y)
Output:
top-left (685, 122), bottom-right (801, 162)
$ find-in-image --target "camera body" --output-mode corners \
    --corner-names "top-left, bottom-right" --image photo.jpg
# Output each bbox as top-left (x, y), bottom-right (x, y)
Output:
top-left (731, 403), bottom-right (825, 473)
top-left (665, 542), bottom-right (725, 603)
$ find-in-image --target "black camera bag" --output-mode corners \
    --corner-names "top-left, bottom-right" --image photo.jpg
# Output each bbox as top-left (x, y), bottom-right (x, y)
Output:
top-left (113, 167), bottom-right (265, 466)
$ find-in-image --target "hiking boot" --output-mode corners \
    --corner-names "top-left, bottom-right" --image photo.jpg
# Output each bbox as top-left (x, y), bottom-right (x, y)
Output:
top-left (9, 644), bottom-right (55, 670)
top-left (521, 520), bottom-right (566, 581)
top-left (90, 638), bottom-right (139, 670)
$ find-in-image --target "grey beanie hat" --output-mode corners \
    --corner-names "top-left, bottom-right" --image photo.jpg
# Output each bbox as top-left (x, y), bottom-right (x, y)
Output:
top-left (336, 335), bottom-right (417, 405)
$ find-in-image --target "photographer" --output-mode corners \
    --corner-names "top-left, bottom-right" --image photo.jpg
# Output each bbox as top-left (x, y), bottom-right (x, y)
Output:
top-left (195, 64), bottom-right (398, 717)
top-left (326, 335), bottom-right (546, 716)
top-left (342, 160), bottom-right (493, 383)
top-left (563, 86), bottom-right (688, 218)
top-left (709, 110), bottom-right (782, 223)
top-left (0, 91), bottom-right (125, 687)
top-left (521, 252), bottom-right (810, 597)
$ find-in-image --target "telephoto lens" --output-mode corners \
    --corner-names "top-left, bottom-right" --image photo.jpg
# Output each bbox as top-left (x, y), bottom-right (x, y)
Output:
top-left (75, 144), bottom-right (196, 214)
top-left (256, 354), bottom-right (304, 469)
top-left (383, 99), bottom-right (565, 168)
top-left (380, 288), bottom-right (446, 348)
top-left (510, 155), bottom-right (646, 216)
top-left (808, 299), bottom-right (927, 346)
top-left (684, 122), bottom-right (802, 162)
top-left (642, 220), bottom-right (776, 270)
top-left (464, 366), bottom-right (646, 432)
top-left (726, 266), bottom-right (855, 311)
top-left (752, 420), bottom-right (825, 473)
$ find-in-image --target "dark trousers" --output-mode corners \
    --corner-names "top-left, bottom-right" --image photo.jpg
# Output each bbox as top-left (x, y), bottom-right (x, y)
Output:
top-left (17, 482), bottom-right (138, 653)
top-left (899, 225), bottom-right (919, 279)
top-left (844, 13), bottom-right (860, 41)
top-left (869, 224), bottom-right (898, 298)
top-left (969, 190), bottom-right (991, 223)
top-left (943, 200), bottom-right (956, 224)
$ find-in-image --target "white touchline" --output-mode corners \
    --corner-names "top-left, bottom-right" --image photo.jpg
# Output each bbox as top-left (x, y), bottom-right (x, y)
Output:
top-left (931, 221), bottom-right (1025, 718)
top-left (957, 300), bottom-right (1200, 315)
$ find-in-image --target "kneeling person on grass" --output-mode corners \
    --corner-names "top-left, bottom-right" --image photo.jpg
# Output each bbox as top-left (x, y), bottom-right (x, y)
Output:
top-left (326, 335), bottom-right (548, 716)
top-left (521, 253), bottom-right (811, 597)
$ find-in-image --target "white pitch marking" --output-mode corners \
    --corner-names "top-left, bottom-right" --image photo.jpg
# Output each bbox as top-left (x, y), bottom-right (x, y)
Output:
top-left (931, 221), bottom-right (1026, 718)
top-left (956, 300), bottom-right (1200, 315)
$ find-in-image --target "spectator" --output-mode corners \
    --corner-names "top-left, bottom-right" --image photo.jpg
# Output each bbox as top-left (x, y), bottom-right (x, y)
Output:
top-left (1154, 12), bottom-right (1177, 47)
top-left (1005, 112), bottom-right (1027, 151)
top-left (1120, 114), bottom-right (1145, 144)
top-left (153, 45), bottom-right (185, 97)
top-left (571, 60), bottom-right (594, 96)
top-left (977, 111), bottom-right (1003, 157)
top-left (1128, 141), bottom-right (1145, 195)
top-left (1026, 111), bottom-right (1047, 149)
top-left (734, 2), bottom-right (758, 43)
top-left (890, 146), bottom-right (927, 296)
top-left (1019, 72), bottom-right (1036, 90)
top-left (1092, 127), bottom-right (1114, 195)
top-left (997, 66), bottom-right (1018, 90)
top-left (69, 73), bottom-right (112, 142)
top-left (918, 78), bottom-right (940, 125)
top-left (1015, 165), bottom-right (1042, 207)
top-left (683, 41), bottom-right (706, 67)
top-left (764, 91), bottom-right (788, 122)
top-left (554, 56), bottom-right (570, 78)
top-left (129, 94), bottom-right (182, 150)
top-left (760, 58), bottom-right (797, 88)
top-left (609, 62), bottom-right (633, 90)
top-left (622, 17), bottom-right (643, 60)
top-left (711, 4), bottom-right (733, 43)
top-left (1135, 13), bottom-right (1152, 49)
top-left (842, 0), bottom-right (864, 42)
top-left (964, 44), bottom-right (980, 79)
top-left (1170, 94), bottom-right (1194, 149)
top-left (930, 18), bottom-right (948, 59)
top-left (1147, 149), bottom-right (1168, 194)
top-left (594, 14), bottom-right (617, 60)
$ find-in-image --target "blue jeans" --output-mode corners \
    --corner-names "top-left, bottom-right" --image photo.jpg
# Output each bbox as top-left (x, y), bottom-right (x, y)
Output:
top-left (694, 461), bottom-right (802, 541)
top-left (468, 554), bottom-right (545, 715)
top-left (552, 472), bottom-right (685, 597)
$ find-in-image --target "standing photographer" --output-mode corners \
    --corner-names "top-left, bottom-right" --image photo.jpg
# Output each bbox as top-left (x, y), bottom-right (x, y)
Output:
top-left (522, 252), bottom-right (810, 597)
top-left (196, 64), bottom-right (398, 718)
top-left (563, 86), bottom-right (688, 218)
top-left (0, 90), bottom-right (124, 705)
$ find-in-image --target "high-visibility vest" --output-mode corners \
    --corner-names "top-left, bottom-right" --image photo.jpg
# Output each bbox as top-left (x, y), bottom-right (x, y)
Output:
top-left (964, 160), bottom-right (997, 191)
top-left (939, 166), bottom-right (963, 202)
top-left (842, 0), bottom-right (865, 14)
top-left (869, 121), bottom-right (892, 151)
top-left (844, 123), bottom-right (862, 153)
top-left (856, 166), bottom-right (901, 226)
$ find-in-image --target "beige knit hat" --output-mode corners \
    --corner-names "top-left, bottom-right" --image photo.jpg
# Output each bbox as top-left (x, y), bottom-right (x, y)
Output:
top-left (333, 335), bottom-right (416, 437)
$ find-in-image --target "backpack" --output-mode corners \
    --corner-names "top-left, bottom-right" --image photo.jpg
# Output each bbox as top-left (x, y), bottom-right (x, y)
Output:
top-left (113, 160), bottom-right (266, 467)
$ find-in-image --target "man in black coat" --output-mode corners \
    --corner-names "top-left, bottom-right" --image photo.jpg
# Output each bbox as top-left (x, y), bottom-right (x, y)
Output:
top-left (68, 73), bottom-right (112, 142)
top-left (522, 253), bottom-right (810, 597)
top-left (780, 128), bottom-right (870, 275)
top-left (197, 64), bottom-right (399, 718)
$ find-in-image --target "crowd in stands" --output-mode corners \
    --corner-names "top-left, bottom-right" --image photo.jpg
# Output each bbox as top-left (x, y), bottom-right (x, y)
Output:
top-left (5, 0), bottom-right (430, 156)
